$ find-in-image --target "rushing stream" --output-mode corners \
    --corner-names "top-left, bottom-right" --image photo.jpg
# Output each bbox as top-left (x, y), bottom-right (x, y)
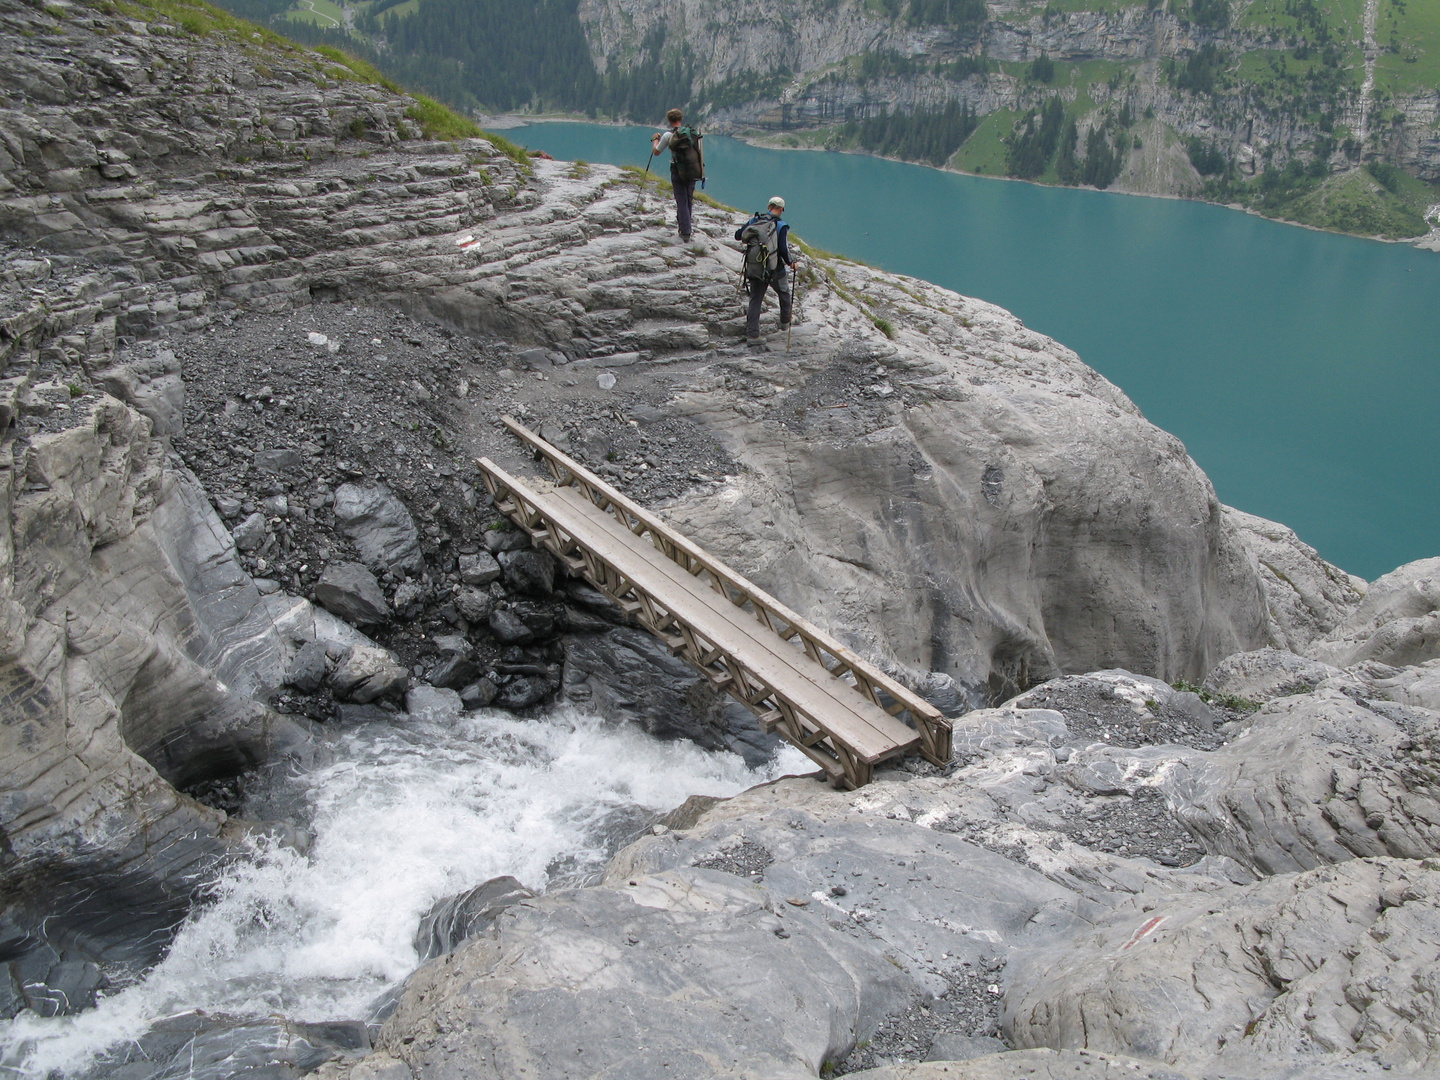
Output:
top-left (2, 707), bottom-right (807, 1078)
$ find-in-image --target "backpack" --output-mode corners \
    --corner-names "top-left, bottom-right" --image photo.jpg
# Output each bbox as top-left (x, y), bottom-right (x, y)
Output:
top-left (739, 213), bottom-right (781, 284)
top-left (669, 125), bottom-right (704, 183)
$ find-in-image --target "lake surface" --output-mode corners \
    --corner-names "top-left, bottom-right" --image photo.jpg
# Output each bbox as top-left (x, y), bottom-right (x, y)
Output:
top-left (513, 122), bottom-right (1439, 582)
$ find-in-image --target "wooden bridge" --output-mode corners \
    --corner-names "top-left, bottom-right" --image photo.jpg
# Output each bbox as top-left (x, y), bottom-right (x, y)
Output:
top-left (477, 417), bottom-right (952, 789)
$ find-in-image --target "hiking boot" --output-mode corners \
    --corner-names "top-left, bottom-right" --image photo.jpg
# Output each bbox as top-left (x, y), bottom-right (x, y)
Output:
top-left (779, 321), bottom-right (792, 330)
top-left (745, 336), bottom-right (764, 348)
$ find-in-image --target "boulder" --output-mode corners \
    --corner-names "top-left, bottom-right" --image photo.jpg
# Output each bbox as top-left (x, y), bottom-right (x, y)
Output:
top-left (315, 562), bottom-right (390, 627)
top-left (498, 549), bottom-right (556, 597)
top-left (427, 654), bottom-right (480, 691)
top-left (285, 640), bottom-right (330, 694)
top-left (494, 675), bottom-right (554, 710)
top-left (1200, 646), bottom-right (1353, 704)
top-left (452, 586), bottom-right (492, 624)
top-left (488, 608), bottom-right (533, 644)
top-left (95, 349), bottom-right (185, 437)
top-left (373, 870), bottom-right (917, 1080)
top-left (412, 875), bottom-right (536, 962)
top-left (404, 685), bottom-right (463, 724)
top-left (459, 678), bottom-right (498, 709)
top-left (332, 483), bottom-right (424, 574)
top-left (1309, 557), bottom-right (1440, 668)
top-left (458, 551), bottom-right (501, 585)
top-left (482, 528), bottom-right (529, 554)
top-left (329, 644), bottom-right (409, 704)
top-left (230, 511), bottom-right (267, 553)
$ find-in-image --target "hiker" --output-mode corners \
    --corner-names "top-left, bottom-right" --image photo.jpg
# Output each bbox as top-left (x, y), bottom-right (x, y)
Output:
top-left (651, 109), bottom-right (704, 241)
top-left (735, 196), bottom-right (800, 345)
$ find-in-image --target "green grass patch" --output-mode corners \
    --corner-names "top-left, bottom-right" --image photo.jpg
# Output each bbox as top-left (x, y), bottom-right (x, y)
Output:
top-left (404, 95), bottom-right (480, 140)
top-left (1269, 168), bottom-right (1429, 238)
top-left (951, 108), bottom-right (1019, 175)
top-left (115, 0), bottom-right (296, 48)
top-left (1374, 0), bottom-right (1440, 95)
top-left (312, 45), bottom-right (402, 91)
top-left (283, 0), bottom-right (343, 29)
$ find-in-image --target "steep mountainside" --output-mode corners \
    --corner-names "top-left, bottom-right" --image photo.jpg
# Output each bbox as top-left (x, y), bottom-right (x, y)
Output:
top-left (236, 0), bottom-right (1440, 239)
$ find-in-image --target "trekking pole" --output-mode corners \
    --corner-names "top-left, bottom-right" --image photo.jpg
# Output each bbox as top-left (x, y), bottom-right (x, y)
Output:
top-left (637, 150), bottom-right (655, 212)
top-left (787, 265), bottom-right (802, 352)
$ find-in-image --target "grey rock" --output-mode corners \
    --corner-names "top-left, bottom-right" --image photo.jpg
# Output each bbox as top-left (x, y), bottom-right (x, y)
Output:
top-left (458, 551), bottom-right (501, 585)
top-left (498, 549), bottom-right (557, 597)
top-left (329, 644), bottom-right (408, 703)
top-left (495, 675), bottom-right (554, 710)
top-left (214, 495), bottom-right (242, 519)
top-left (375, 869), bottom-right (917, 1080)
top-left (259, 494), bottom-right (288, 517)
top-left (1202, 647), bottom-right (1353, 704)
top-left (427, 654), bottom-right (480, 691)
top-left (562, 627), bottom-right (776, 766)
top-left (488, 608), bottom-right (534, 644)
top-left (253, 448), bottom-right (305, 475)
top-left (1004, 858), bottom-right (1440, 1076)
top-left (404, 685), bottom-right (463, 723)
top-left (230, 511), bottom-right (267, 552)
top-left (95, 350), bottom-right (185, 437)
top-left (286, 640), bottom-right (330, 694)
top-left (431, 633), bottom-right (471, 656)
top-left (846, 1051), bottom-right (1196, 1079)
top-left (453, 586), bottom-right (493, 624)
top-left (482, 527), bottom-right (530, 554)
top-left (924, 1034), bottom-right (1009, 1062)
top-left (332, 483), bottom-right (424, 574)
top-left (252, 577), bottom-right (281, 595)
top-left (391, 579), bottom-right (425, 618)
top-left (333, 702), bottom-right (396, 725)
top-left (413, 875), bottom-right (536, 962)
top-left (460, 678), bottom-right (498, 709)
top-left (315, 562), bottom-right (390, 627)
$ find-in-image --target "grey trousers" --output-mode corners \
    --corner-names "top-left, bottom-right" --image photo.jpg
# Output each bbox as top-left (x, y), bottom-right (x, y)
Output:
top-left (745, 269), bottom-right (791, 338)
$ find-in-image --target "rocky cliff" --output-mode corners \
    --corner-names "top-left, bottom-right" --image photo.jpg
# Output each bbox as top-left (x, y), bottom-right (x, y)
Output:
top-left (3, 0), bottom-right (1439, 1078)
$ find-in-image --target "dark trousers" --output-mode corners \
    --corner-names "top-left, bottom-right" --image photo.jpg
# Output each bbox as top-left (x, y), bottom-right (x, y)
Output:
top-left (745, 268), bottom-right (792, 339)
top-left (670, 167), bottom-right (695, 238)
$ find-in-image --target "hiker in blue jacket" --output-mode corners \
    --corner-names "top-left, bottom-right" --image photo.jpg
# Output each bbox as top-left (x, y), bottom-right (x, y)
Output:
top-left (735, 196), bottom-right (799, 345)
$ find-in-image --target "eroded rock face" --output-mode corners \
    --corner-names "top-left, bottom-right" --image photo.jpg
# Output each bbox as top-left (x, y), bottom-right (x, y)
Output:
top-left (375, 870), bottom-right (916, 1080)
top-left (0, 396), bottom-right (312, 1008)
top-left (1004, 858), bottom-right (1440, 1076)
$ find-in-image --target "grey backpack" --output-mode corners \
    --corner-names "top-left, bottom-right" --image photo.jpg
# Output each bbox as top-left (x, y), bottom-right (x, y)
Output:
top-left (739, 213), bottom-right (781, 284)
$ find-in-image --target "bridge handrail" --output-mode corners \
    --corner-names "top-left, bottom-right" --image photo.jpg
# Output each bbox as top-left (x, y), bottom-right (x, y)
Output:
top-left (496, 415), bottom-right (950, 760)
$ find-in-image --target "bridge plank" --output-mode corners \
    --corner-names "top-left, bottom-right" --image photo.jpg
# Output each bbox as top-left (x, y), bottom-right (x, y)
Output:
top-left (529, 482), bottom-right (920, 764)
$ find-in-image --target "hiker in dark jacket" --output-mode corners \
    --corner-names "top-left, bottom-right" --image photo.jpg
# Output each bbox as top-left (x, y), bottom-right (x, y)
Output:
top-left (735, 196), bottom-right (799, 344)
top-left (651, 108), bottom-right (704, 241)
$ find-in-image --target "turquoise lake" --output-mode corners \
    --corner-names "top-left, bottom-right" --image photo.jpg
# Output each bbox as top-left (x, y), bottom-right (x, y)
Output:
top-left (513, 122), bottom-right (1439, 581)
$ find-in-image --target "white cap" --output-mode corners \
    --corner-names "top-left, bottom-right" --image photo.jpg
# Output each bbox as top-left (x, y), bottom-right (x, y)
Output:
top-left (768, 196), bottom-right (785, 210)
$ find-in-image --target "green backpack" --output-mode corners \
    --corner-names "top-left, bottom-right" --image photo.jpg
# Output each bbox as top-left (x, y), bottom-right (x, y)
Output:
top-left (669, 125), bottom-right (704, 183)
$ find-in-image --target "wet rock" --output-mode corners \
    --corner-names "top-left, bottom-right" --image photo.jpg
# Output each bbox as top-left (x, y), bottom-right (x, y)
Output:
top-left (332, 483), bottom-right (424, 574)
top-left (561, 627), bottom-right (776, 766)
top-left (286, 640), bottom-right (330, 694)
top-left (231, 511), bottom-right (267, 553)
top-left (413, 876), bottom-right (536, 962)
top-left (329, 644), bottom-right (409, 704)
top-left (495, 675), bottom-right (554, 710)
top-left (459, 679), bottom-right (498, 709)
top-left (315, 562), bottom-right (390, 627)
top-left (458, 551), bottom-right (501, 585)
top-left (488, 608), bottom-right (534, 644)
top-left (333, 703), bottom-right (396, 725)
top-left (83, 1012), bottom-right (364, 1080)
top-left (427, 654), bottom-right (480, 691)
top-left (498, 549), bottom-right (556, 597)
top-left (404, 685), bottom-right (463, 723)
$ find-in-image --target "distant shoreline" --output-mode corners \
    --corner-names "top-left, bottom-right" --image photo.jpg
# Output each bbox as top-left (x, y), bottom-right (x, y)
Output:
top-left (490, 112), bottom-right (1438, 250)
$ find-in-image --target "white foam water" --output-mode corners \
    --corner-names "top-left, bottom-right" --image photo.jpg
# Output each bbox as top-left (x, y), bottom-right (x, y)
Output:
top-left (2, 706), bottom-right (807, 1078)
